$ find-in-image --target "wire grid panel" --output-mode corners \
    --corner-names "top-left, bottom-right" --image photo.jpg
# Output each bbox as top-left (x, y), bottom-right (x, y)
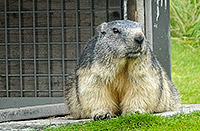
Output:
top-left (0, 0), bottom-right (124, 97)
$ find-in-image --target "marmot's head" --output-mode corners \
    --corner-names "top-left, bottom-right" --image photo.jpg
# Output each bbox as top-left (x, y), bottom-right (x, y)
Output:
top-left (96, 20), bottom-right (146, 59)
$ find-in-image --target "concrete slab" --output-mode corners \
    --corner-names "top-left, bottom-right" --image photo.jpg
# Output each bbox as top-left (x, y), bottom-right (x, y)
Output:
top-left (0, 117), bottom-right (91, 131)
top-left (155, 104), bottom-right (200, 117)
top-left (0, 103), bottom-right (68, 122)
top-left (0, 104), bottom-right (199, 131)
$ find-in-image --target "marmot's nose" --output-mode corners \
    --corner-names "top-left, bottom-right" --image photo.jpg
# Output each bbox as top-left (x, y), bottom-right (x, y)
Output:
top-left (134, 36), bottom-right (144, 45)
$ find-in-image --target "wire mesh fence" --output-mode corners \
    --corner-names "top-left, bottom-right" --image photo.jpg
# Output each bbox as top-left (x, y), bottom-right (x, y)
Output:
top-left (0, 0), bottom-right (124, 98)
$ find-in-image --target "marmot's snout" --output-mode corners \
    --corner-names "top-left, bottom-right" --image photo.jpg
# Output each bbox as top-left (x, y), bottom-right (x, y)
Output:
top-left (134, 33), bottom-right (144, 53)
top-left (134, 35), bottom-right (144, 45)
top-left (125, 32), bottom-right (145, 59)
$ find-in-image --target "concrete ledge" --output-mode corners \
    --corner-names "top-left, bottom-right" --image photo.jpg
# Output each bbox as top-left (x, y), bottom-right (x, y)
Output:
top-left (155, 104), bottom-right (200, 117)
top-left (0, 103), bottom-right (68, 122)
top-left (0, 117), bottom-right (91, 131)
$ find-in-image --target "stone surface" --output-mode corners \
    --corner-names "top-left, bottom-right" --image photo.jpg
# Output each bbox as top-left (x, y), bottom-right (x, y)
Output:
top-left (0, 116), bottom-right (91, 131)
top-left (0, 104), bottom-right (199, 131)
top-left (0, 103), bottom-right (68, 122)
top-left (155, 104), bottom-right (200, 117)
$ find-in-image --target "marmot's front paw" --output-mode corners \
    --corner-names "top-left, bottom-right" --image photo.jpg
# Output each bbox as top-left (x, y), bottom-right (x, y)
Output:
top-left (93, 112), bottom-right (113, 121)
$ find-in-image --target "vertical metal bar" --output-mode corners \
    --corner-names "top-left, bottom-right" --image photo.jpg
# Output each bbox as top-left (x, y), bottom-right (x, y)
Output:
top-left (90, 0), bottom-right (94, 38)
top-left (105, 0), bottom-right (109, 22)
top-left (18, 0), bottom-right (23, 97)
top-left (144, 0), bottom-right (153, 49)
top-left (4, 0), bottom-right (9, 97)
top-left (61, 0), bottom-right (65, 90)
top-left (119, 0), bottom-right (123, 19)
top-left (33, 0), bottom-right (37, 97)
top-left (47, 0), bottom-right (51, 97)
top-left (136, 0), bottom-right (144, 25)
top-left (123, 0), bottom-right (127, 20)
top-left (127, 0), bottom-right (137, 21)
top-left (75, 0), bottom-right (80, 64)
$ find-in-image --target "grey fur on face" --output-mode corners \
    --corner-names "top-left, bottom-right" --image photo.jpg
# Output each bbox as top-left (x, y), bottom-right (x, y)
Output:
top-left (95, 20), bottom-right (145, 59)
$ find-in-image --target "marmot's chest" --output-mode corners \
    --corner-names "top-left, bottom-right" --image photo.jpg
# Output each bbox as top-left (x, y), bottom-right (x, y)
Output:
top-left (90, 58), bottom-right (141, 92)
top-left (102, 58), bottom-right (143, 100)
top-left (102, 58), bottom-right (139, 86)
top-left (104, 65), bottom-right (133, 101)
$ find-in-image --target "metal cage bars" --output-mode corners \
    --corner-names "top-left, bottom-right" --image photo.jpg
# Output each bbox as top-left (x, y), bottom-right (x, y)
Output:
top-left (0, 0), bottom-right (124, 97)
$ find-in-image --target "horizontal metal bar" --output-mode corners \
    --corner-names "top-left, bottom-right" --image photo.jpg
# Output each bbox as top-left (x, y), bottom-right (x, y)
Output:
top-left (0, 8), bottom-right (121, 14)
top-left (0, 74), bottom-right (70, 77)
top-left (0, 58), bottom-right (77, 61)
top-left (0, 42), bottom-right (86, 45)
top-left (0, 90), bottom-right (63, 92)
top-left (0, 26), bottom-right (97, 30)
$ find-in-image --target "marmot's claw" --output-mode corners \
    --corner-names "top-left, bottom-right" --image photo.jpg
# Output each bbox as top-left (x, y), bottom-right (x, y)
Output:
top-left (104, 113), bottom-right (112, 120)
top-left (93, 113), bottom-right (112, 121)
top-left (93, 115), bottom-right (103, 121)
top-left (93, 114), bottom-right (103, 121)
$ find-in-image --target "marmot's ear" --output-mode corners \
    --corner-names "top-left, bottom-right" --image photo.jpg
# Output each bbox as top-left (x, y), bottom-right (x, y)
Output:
top-left (96, 22), bottom-right (107, 35)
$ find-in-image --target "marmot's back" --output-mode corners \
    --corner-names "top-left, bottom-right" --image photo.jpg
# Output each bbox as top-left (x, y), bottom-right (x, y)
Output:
top-left (65, 20), bottom-right (180, 121)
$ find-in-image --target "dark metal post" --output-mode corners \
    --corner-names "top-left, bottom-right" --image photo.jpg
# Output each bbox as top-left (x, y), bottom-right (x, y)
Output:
top-left (152, 0), bottom-right (171, 78)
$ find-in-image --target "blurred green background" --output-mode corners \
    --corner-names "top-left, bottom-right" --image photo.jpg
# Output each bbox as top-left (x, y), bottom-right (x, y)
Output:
top-left (170, 0), bottom-right (200, 104)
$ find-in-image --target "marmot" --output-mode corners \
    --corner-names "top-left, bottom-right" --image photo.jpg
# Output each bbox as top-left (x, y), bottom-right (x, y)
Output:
top-left (65, 20), bottom-right (180, 121)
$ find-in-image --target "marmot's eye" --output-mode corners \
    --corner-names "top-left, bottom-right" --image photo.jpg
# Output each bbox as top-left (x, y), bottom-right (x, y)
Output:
top-left (113, 28), bottom-right (120, 34)
top-left (101, 31), bottom-right (106, 35)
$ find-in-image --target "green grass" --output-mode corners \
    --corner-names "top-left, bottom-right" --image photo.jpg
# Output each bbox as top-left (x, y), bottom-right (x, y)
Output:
top-left (171, 40), bottom-right (200, 104)
top-left (44, 112), bottom-right (200, 130)
top-left (170, 0), bottom-right (200, 104)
